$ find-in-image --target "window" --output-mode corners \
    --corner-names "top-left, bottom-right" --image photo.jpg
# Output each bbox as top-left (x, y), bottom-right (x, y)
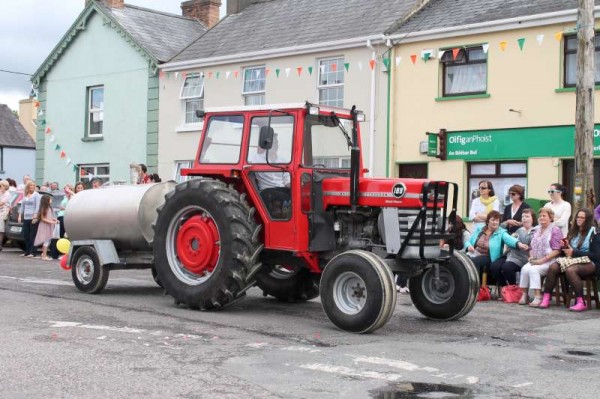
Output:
top-left (247, 115), bottom-right (294, 164)
top-left (440, 46), bottom-right (487, 96)
top-left (313, 157), bottom-right (350, 168)
top-left (467, 161), bottom-right (527, 213)
top-left (87, 86), bottom-right (104, 137)
top-left (303, 115), bottom-right (353, 169)
top-left (564, 35), bottom-right (600, 87)
top-left (79, 163), bottom-right (110, 187)
top-left (199, 115), bottom-right (244, 164)
top-left (242, 66), bottom-right (265, 105)
top-left (318, 57), bottom-right (344, 107)
top-left (0, 147), bottom-right (4, 173)
top-left (174, 160), bottom-right (193, 183)
top-left (180, 73), bottom-right (204, 124)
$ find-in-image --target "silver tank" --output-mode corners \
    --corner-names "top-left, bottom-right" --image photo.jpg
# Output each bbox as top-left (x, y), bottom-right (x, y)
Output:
top-left (64, 182), bottom-right (176, 251)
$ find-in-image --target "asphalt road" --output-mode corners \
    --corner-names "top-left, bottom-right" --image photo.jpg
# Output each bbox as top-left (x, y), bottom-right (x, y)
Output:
top-left (1, 247), bottom-right (599, 399)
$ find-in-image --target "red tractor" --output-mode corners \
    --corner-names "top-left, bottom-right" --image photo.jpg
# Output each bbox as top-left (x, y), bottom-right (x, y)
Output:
top-left (152, 102), bottom-right (478, 333)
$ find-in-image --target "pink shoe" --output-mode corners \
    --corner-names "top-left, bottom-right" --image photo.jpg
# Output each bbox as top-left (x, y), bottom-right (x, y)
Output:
top-left (570, 297), bottom-right (587, 312)
top-left (538, 293), bottom-right (551, 309)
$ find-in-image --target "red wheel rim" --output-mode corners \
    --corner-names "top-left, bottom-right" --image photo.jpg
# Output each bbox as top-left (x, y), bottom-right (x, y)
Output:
top-left (176, 214), bottom-right (220, 275)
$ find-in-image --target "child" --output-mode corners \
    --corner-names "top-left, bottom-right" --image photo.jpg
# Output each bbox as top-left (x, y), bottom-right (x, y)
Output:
top-left (34, 195), bottom-right (58, 261)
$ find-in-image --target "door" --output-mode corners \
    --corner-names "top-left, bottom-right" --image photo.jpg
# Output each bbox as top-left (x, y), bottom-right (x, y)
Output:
top-left (562, 159), bottom-right (600, 204)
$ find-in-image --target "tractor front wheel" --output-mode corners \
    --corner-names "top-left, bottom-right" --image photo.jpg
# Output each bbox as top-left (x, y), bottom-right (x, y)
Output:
top-left (409, 251), bottom-right (478, 320)
top-left (320, 250), bottom-right (397, 334)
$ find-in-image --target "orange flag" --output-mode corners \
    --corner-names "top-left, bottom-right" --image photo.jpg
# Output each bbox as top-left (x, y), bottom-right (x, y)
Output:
top-left (331, 63), bottom-right (337, 72)
top-left (234, 70), bottom-right (239, 78)
top-left (410, 55), bottom-right (417, 64)
top-left (296, 67), bottom-right (302, 76)
top-left (452, 48), bottom-right (460, 60)
top-left (554, 31), bottom-right (563, 41)
top-left (369, 59), bottom-right (376, 70)
top-left (265, 68), bottom-right (271, 77)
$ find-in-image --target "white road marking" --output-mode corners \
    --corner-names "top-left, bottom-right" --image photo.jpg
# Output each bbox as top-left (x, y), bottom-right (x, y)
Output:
top-left (245, 342), bottom-right (269, 348)
top-left (299, 363), bottom-right (402, 381)
top-left (281, 346), bottom-right (321, 354)
top-left (48, 321), bottom-right (145, 334)
top-left (512, 382), bottom-right (533, 388)
top-left (0, 275), bottom-right (72, 286)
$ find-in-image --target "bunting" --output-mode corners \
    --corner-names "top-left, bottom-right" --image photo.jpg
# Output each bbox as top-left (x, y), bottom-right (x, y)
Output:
top-left (499, 41), bottom-right (508, 51)
top-left (409, 55), bottom-right (416, 65)
top-left (517, 38), bottom-right (526, 51)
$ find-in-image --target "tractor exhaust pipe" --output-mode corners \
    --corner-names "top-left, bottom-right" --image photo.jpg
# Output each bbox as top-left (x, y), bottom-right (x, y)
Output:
top-left (350, 105), bottom-right (360, 211)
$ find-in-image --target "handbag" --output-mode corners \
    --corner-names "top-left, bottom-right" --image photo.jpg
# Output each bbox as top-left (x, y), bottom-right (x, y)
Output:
top-left (501, 284), bottom-right (522, 303)
top-left (477, 271), bottom-right (491, 302)
top-left (556, 256), bottom-right (592, 272)
top-left (52, 222), bottom-right (61, 239)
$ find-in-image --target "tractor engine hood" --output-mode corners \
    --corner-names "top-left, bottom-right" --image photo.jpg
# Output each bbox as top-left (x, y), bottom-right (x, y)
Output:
top-left (320, 177), bottom-right (445, 209)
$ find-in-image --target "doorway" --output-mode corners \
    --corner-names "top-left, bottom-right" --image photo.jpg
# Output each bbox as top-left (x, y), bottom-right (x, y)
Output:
top-left (562, 159), bottom-right (600, 205)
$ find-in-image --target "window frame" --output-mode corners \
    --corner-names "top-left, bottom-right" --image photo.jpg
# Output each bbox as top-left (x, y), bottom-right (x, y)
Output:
top-left (467, 161), bottom-right (527, 215)
top-left (317, 57), bottom-right (345, 107)
top-left (87, 85), bottom-right (104, 137)
top-left (180, 73), bottom-right (205, 126)
top-left (440, 46), bottom-right (487, 97)
top-left (174, 160), bottom-right (193, 183)
top-left (563, 34), bottom-right (600, 88)
top-left (242, 65), bottom-right (266, 105)
top-left (78, 163), bottom-right (110, 187)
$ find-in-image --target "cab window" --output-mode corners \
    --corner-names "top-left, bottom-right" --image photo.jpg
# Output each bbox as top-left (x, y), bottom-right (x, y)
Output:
top-left (199, 115), bottom-right (244, 164)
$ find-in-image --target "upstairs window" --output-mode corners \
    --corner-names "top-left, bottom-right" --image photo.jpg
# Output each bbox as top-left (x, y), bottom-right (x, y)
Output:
top-left (87, 86), bottom-right (104, 137)
top-left (441, 46), bottom-right (487, 96)
top-left (242, 66), bottom-right (265, 105)
top-left (318, 57), bottom-right (344, 107)
top-left (180, 73), bottom-right (204, 124)
top-left (564, 35), bottom-right (600, 87)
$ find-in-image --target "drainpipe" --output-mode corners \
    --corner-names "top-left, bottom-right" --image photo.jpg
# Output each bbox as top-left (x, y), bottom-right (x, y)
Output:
top-left (366, 40), bottom-right (376, 177)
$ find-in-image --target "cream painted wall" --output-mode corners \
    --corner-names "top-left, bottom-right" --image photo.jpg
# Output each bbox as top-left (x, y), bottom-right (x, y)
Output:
top-left (158, 45), bottom-right (392, 180)
top-left (391, 20), bottom-right (600, 216)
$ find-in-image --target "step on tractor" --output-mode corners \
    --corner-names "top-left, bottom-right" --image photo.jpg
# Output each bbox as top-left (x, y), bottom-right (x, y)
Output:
top-left (64, 102), bottom-right (478, 334)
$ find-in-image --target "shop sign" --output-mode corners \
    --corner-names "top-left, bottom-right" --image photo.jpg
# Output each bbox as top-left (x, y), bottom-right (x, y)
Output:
top-left (446, 125), bottom-right (600, 160)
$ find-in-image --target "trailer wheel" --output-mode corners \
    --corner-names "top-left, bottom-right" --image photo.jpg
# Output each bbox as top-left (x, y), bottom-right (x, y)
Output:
top-left (256, 263), bottom-right (319, 302)
top-left (153, 179), bottom-right (262, 310)
top-left (320, 250), bottom-right (397, 334)
top-left (71, 246), bottom-right (109, 294)
top-left (409, 251), bottom-right (478, 320)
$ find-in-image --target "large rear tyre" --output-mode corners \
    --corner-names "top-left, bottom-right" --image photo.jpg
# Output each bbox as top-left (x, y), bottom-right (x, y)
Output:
top-left (71, 246), bottom-right (109, 294)
top-left (256, 263), bottom-right (319, 302)
top-left (153, 179), bottom-right (262, 310)
top-left (320, 250), bottom-right (397, 334)
top-left (409, 251), bottom-right (478, 320)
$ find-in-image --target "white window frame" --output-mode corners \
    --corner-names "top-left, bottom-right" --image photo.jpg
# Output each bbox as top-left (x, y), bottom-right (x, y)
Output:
top-left (79, 163), bottom-right (110, 187)
top-left (174, 160), bottom-right (193, 183)
top-left (179, 73), bottom-right (204, 129)
top-left (313, 156), bottom-right (351, 169)
top-left (242, 66), bottom-right (266, 105)
top-left (317, 57), bottom-right (344, 107)
top-left (87, 86), bottom-right (104, 137)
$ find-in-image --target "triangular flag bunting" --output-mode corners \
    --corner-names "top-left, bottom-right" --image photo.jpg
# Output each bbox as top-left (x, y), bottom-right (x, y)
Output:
top-left (41, 119), bottom-right (46, 126)
top-left (60, 150), bottom-right (66, 159)
top-left (285, 68), bottom-right (291, 77)
top-left (225, 71), bottom-right (231, 79)
top-left (182, 72), bottom-right (187, 79)
top-left (438, 50), bottom-right (446, 60)
top-left (34, 101), bottom-right (40, 108)
top-left (395, 56), bottom-right (402, 66)
top-left (55, 144), bottom-right (60, 151)
top-left (331, 63), bottom-right (337, 72)
top-left (275, 69), bottom-right (280, 77)
top-left (308, 66), bottom-right (313, 75)
top-left (208, 72), bottom-right (213, 79)
top-left (536, 34), bottom-right (544, 45)
top-left (38, 109), bottom-right (44, 116)
top-left (45, 127), bottom-right (51, 134)
top-left (448, 73), bottom-right (454, 83)
top-left (344, 63), bottom-right (350, 72)
top-left (159, 71), bottom-right (165, 79)
top-left (319, 64), bottom-right (326, 74)
top-left (422, 53), bottom-right (431, 62)
top-left (66, 158), bottom-right (72, 166)
top-left (234, 70), bottom-right (239, 78)
top-left (382, 58), bottom-right (390, 69)
top-left (369, 59), bottom-right (376, 70)
top-left (296, 67), bottom-right (302, 76)
top-left (174, 72), bottom-right (179, 78)
top-left (482, 44), bottom-right (490, 54)
top-left (216, 72), bottom-right (220, 80)
top-left (49, 135), bottom-right (55, 143)
top-left (265, 68), bottom-right (271, 77)
top-left (517, 38), bottom-right (525, 51)
top-left (499, 41), bottom-right (507, 51)
top-left (409, 55), bottom-right (416, 65)
top-left (73, 164), bottom-right (78, 172)
top-left (452, 48), bottom-right (460, 60)
top-left (358, 61), bottom-right (363, 71)
top-left (255, 70), bottom-right (261, 79)
top-left (555, 31), bottom-right (563, 41)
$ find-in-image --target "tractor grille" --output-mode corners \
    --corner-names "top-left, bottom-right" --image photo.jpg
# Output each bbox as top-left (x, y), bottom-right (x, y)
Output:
top-left (399, 209), bottom-right (443, 247)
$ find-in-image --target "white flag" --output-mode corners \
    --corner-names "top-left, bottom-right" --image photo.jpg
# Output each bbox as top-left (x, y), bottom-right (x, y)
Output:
top-left (226, 71), bottom-right (231, 79)
top-left (536, 34), bottom-right (544, 45)
top-left (285, 68), bottom-right (291, 77)
top-left (357, 61), bottom-right (363, 71)
top-left (482, 43), bottom-right (490, 54)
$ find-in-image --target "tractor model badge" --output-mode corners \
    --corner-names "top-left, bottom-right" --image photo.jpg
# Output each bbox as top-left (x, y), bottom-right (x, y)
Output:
top-left (392, 183), bottom-right (406, 198)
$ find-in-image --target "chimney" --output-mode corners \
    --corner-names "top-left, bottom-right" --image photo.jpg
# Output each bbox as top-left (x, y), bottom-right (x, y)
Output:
top-left (85, 0), bottom-right (125, 8)
top-left (181, 0), bottom-right (222, 29)
top-left (227, 0), bottom-right (253, 14)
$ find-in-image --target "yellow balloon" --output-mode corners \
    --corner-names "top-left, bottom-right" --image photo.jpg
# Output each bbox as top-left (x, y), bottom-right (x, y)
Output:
top-left (56, 238), bottom-right (70, 254)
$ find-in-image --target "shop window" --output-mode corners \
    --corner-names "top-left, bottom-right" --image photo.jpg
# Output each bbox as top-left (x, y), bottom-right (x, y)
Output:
top-left (318, 57), bottom-right (344, 107)
top-left (242, 66), bottom-right (266, 105)
top-left (564, 35), bottom-right (600, 87)
top-left (440, 46), bottom-right (487, 96)
top-left (467, 161), bottom-right (527, 213)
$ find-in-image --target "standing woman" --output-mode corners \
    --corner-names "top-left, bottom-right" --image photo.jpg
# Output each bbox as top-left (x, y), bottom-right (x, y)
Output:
top-left (0, 180), bottom-right (11, 251)
top-left (519, 207), bottom-right (563, 306)
top-left (17, 180), bottom-right (41, 257)
top-left (57, 184), bottom-right (74, 239)
top-left (543, 183), bottom-right (571, 237)
top-left (502, 185), bottom-right (531, 234)
top-left (469, 180), bottom-right (501, 230)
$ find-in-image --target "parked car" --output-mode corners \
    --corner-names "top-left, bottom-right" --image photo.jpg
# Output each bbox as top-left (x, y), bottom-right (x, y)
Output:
top-left (6, 191), bottom-right (64, 251)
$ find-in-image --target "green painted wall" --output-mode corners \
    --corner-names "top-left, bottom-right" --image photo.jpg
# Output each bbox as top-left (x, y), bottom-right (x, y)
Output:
top-left (40, 12), bottom-right (151, 185)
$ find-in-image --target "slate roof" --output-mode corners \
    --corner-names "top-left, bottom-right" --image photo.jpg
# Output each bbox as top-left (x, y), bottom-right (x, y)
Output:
top-left (98, 3), bottom-right (207, 63)
top-left (0, 105), bottom-right (35, 149)
top-left (172, 0), bottom-right (422, 62)
top-left (388, 0), bottom-right (600, 35)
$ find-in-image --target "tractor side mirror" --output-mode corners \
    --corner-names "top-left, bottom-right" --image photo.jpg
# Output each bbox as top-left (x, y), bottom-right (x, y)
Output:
top-left (259, 126), bottom-right (275, 150)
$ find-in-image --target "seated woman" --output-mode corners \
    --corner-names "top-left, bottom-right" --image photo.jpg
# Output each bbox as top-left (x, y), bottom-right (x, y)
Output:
top-left (465, 210), bottom-right (528, 282)
top-left (519, 207), bottom-right (563, 307)
top-left (490, 208), bottom-right (536, 288)
top-left (440, 214), bottom-right (470, 251)
top-left (538, 208), bottom-right (596, 311)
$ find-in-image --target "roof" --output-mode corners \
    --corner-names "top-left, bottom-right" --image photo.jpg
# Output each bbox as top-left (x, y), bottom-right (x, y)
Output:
top-left (388, 0), bottom-right (600, 35)
top-left (33, 1), bottom-right (206, 82)
top-left (171, 0), bottom-right (422, 63)
top-left (0, 105), bottom-right (36, 149)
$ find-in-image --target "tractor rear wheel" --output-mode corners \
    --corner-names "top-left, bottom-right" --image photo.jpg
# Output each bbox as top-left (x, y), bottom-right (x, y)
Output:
top-left (409, 251), bottom-right (478, 320)
top-left (320, 250), bottom-right (397, 334)
top-left (256, 263), bottom-right (319, 302)
top-left (153, 179), bottom-right (262, 310)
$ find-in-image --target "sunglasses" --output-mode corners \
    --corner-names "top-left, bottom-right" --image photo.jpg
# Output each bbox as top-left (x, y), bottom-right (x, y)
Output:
top-left (509, 192), bottom-right (518, 196)
top-left (547, 189), bottom-right (562, 194)
top-left (479, 186), bottom-right (489, 190)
